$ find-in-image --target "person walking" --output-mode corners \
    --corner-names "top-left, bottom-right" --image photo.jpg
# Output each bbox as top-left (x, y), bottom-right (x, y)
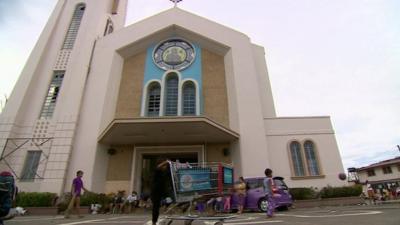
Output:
top-left (150, 159), bottom-right (170, 225)
top-left (263, 168), bottom-right (275, 218)
top-left (64, 170), bottom-right (90, 219)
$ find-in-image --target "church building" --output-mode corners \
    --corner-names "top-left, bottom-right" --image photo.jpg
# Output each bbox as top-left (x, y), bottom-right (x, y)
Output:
top-left (0, 0), bottom-right (346, 195)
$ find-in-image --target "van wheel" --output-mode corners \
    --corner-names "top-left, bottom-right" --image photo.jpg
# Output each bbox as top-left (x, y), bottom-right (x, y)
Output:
top-left (258, 198), bottom-right (268, 212)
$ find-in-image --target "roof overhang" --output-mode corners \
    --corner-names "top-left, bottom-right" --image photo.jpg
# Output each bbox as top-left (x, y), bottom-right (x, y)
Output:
top-left (98, 117), bottom-right (239, 145)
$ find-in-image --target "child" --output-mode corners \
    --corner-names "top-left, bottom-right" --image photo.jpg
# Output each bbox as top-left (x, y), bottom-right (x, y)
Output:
top-left (214, 196), bottom-right (224, 213)
top-left (223, 194), bottom-right (231, 213)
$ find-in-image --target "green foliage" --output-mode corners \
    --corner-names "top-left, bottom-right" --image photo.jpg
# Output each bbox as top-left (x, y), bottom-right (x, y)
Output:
top-left (16, 192), bottom-right (57, 207)
top-left (289, 187), bottom-right (317, 200)
top-left (80, 192), bottom-right (113, 206)
top-left (319, 185), bottom-right (362, 198)
top-left (290, 185), bottom-right (363, 200)
top-left (80, 192), bottom-right (98, 206)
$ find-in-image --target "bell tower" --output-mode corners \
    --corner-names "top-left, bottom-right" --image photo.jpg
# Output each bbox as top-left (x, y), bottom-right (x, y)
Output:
top-left (0, 0), bottom-right (128, 194)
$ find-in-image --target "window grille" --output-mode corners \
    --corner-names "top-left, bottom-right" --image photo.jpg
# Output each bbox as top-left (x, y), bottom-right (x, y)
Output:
top-left (147, 83), bottom-right (161, 117)
top-left (62, 3), bottom-right (86, 49)
top-left (304, 141), bottom-right (320, 176)
top-left (182, 82), bottom-right (196, 115)
top-left (20, 151), bottom-right (42, 181)
top-left (164, 74), bottom-right (179, 116)
top-left (39, 71), bottom-right (65, 118)
top-left (290, 141), bottom-right (305, 176)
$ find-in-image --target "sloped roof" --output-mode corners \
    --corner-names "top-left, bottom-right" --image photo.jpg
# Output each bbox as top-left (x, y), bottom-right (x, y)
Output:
top-left (357, 156), bottom-right (400, 171)
top-left (102, 6), bottom-right (253, 58)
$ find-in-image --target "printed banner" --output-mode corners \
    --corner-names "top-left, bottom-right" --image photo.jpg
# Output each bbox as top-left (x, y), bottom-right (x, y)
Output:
top-left (178, 168), bottom-right (211, 192)
top-left (223, 167), bottom-right (233, 184)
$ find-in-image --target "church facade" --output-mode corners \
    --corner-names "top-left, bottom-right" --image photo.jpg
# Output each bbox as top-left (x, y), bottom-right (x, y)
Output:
top-left (0, 0), bottom-right (346, 195)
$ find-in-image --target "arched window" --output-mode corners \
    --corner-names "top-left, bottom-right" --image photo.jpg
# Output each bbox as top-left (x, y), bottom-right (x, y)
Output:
top-left (182, 81), bottom-right (196, 115)
top-left (164, 73), bottom-right (179, 116)
top-left (290, 141), bottom-right (305, 176)
top-left (62, 3), bottom-right (86, 49)
top-left (304, 141), bottom-right (320, 175)
top-left (147, 83), bottom-right (161, 117)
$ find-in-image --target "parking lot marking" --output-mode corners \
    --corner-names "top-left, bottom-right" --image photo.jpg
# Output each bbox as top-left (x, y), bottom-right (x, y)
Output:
top-left (276, 210), bottom-right (382, 218)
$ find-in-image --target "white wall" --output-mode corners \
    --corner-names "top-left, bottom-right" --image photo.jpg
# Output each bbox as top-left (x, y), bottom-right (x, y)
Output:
top-left (358, 164), bottom-right (400, 183)
top-left (264, 117), bottom-right (346, 188)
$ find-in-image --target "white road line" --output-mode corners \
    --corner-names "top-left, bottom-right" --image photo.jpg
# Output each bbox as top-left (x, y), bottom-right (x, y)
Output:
top-left (58, 219), bottom-right (107, 225)
top-left (276, 210), bottom-right (382, 218)
top-left (225, 221), bottom-right (283, 225)
top-left (12, 216), bottom-right (64, 222)
top-left (225, 216), bottom-right (257, 222)
top-left (91, 222), bottom-right (144, 224)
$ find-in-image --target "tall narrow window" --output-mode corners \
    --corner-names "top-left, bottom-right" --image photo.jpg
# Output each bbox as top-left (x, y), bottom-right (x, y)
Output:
top-left (147, 83), bottom-right (161, 117)
top-left (304, 141), bottom-right (320, 176)
top-left (21, 151), bottom-right (42, 181)
top-left (182, 81), bottom-right (196, 115)
top-left (164, 74), bottom-right (179, 116)
top-left (290, 141), bottom-right (305, 176)
top-left (40, 71), bottom-right (65, 118)
top-left (62, 3), bottom-right (86, 49)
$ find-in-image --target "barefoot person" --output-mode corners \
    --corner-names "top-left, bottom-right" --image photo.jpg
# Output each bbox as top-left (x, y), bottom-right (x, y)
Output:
top-left (64, 170), bottom-right (90, 218)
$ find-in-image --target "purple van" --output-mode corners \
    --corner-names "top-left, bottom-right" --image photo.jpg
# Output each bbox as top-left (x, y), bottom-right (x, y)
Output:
top-left (230, 176), bottom-right (293, 212)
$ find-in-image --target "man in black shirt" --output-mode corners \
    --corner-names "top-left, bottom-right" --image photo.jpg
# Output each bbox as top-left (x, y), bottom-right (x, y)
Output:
top-left (151, 159), bottom-right (170, 225)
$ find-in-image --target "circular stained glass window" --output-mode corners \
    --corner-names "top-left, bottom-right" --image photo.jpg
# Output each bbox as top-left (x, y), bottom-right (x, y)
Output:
top-left (153, 39), bottom-right (195, 71)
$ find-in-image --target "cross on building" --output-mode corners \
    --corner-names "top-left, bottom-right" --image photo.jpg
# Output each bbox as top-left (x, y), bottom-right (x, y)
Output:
top-left (170, 0), bottom-right (183, 7)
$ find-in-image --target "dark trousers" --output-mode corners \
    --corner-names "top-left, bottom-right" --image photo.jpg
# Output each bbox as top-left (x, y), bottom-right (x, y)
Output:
top-left (152, 196), bottom-right (161, 223)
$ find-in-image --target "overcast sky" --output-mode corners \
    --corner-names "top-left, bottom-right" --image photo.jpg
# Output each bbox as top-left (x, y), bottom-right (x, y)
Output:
top-left (1, 0), bottom-right (399, 170)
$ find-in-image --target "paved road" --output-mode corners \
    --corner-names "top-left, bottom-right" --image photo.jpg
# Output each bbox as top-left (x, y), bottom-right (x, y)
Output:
top-left (5, 205), bottom-right (400, 225)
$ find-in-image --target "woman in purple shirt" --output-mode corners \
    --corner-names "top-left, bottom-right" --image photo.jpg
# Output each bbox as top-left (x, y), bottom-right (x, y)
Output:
top-left (64, 170), bottom-right (90, 219)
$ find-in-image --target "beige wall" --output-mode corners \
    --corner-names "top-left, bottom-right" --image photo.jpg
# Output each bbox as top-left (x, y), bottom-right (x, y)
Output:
top-left (105, 181), bottom-right (131, 194)
top-left (106, 147), bottom-right (133, 180)
top-left (115, 52), bottom-right (146, 118)
top-left (202, 49), bottom-right (230, 127)
top-left (104, 147), bottom-right (132, 196)
top-left (206, 143), bottom-right (231, 163)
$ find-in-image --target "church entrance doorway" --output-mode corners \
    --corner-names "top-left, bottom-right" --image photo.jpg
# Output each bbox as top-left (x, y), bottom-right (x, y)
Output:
top-left (140, 152), bottom-right (198, 200)
top-left (132, 145), bottom-right (204, 200)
